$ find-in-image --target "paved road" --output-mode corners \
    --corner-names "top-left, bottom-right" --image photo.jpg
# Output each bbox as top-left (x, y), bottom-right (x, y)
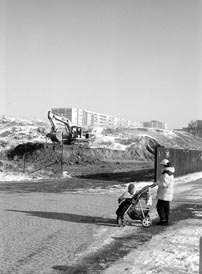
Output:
top-left (3, 173), bottom-right (200, 274)
top-left (1, 188), bottom-right (132, 274)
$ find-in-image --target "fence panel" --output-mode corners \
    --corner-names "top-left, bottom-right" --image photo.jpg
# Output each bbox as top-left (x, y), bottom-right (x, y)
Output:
top-left (155, 147), bottom-right (202, 181)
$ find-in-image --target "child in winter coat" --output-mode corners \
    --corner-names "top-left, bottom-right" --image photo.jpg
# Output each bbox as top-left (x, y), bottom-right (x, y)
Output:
top-left (116, 183), bottom-right (136, 225)
top-left (155, 159), bottom-right (175, 226)
top-left (118, 183), bottom-right (136, 204)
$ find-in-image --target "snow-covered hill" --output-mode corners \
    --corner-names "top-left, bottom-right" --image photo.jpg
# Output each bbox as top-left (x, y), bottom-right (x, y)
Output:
top-left (1, 116), bottom-right (202, 152)
top-left (0, 116), bottom-right (50, 152)
top-left (1, 116), bottom-right (202, 179)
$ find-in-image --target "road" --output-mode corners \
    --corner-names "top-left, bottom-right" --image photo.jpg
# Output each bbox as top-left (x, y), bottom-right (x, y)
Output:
top-left (2, 170), bottom-right (200, 274)
top-left (1, 184), bottom-right (140, 274)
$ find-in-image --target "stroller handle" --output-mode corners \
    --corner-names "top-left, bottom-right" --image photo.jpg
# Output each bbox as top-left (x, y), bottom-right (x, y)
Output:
top-left (149, 183), bottom-right (157, 188)
top-left (131, 183), bottom-right (157, 200)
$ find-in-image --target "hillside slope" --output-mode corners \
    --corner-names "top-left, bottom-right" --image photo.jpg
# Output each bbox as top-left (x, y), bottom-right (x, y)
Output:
top-left (1, 116), bottom-right (202, 178)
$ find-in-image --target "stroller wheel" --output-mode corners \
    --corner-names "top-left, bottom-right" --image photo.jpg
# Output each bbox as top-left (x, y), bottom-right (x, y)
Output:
top-left (142, 217), bottom-right (152, 227)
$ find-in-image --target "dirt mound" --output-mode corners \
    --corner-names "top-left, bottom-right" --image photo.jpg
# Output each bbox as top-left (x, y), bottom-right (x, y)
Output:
top-left (7, 142), bottom-right (45, 159)
top-left (1, 116), bottom-right (202, 178)
top-left (3, 138), bottom-right (156, 176)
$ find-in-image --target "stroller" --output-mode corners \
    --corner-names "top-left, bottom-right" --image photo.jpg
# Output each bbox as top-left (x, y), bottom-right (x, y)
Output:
top-left (116, 183), bottom-right (156, 227)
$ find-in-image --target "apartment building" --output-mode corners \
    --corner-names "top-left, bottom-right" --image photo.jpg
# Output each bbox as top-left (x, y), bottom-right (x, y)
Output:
top-left (143, 120), bottom-right (167, 130)
top-left (51, 107), bottom-right (142, 128)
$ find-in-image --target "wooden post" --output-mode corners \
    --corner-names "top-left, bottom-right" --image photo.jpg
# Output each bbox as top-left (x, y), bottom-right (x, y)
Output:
top-left (23, 154), bottom-right (26, 173)
top-left (23, 143), bottom-right (27, 173)
top-left (154, 146), bottom-right (158, 182)
top-left (200, 236), bottom-right (202, 274)
top-left (61, 133), bottom-right (64, 176)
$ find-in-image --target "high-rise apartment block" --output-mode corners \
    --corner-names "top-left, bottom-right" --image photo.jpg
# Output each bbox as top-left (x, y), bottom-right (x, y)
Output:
top-left (51, 108), bottom-right (167, 129)
top-left (51, 107), bottom-right (142, 128)
top-left (143, 120), bottom-right (167, 130)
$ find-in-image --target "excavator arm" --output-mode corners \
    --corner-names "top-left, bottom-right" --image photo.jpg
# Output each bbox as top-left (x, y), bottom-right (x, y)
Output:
top-left (47, 110), bottom-right (84, 144)
top-left (47, 110), bottom-right (71, 134)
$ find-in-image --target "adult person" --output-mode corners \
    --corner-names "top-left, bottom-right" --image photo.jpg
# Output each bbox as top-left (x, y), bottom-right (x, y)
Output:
top-left (155, 159), bottom-right (175, 226)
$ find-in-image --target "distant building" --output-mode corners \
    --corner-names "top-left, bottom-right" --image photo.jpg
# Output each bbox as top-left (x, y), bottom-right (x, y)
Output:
top-left (143, 120), bottom-right (167, 130)
top-left (51, 107), bottom-right (142, 128)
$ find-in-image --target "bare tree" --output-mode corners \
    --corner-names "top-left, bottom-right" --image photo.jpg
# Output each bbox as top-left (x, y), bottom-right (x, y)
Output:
top-left (187, 120), bottom-right (202, 137)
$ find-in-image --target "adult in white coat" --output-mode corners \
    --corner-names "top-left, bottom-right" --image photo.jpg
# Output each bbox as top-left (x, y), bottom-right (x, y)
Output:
top-left (156, 159), bottom-right (175, 225)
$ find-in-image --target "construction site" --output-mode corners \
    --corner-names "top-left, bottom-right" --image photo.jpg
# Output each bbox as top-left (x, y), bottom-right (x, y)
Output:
top-left (1, 112), bottom-right (202, 181)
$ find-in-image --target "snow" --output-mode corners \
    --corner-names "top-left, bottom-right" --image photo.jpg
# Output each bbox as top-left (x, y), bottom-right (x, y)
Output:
top-left (0, 170), bottom-right (72, 182)
top-left (0, 173), bottom-right (43, 182)
top-left (90, 135), bottom-right (128, 150)
top-left (103, 172), bottom-right (202, 274)
top-left (162, 130), bottom-right (178, 137)
top-left (175, 172), bottom-right (202, 184)
top-left (126, 219), bottom-right (202, 274)
top-left (91, 127), bottom-right (104, 134)
top-left (137, 133), bottom-right (159, 141)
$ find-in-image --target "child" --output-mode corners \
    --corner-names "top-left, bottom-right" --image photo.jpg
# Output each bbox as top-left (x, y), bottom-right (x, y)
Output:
top-left (118, 183), bottom-right (136, 204)
top-left (116, 183), bottom-right (136, 225)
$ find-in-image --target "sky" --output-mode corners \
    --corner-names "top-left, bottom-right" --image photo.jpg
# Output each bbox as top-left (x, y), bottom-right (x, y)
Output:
top-left (0, 0), bottom-right (201, 129)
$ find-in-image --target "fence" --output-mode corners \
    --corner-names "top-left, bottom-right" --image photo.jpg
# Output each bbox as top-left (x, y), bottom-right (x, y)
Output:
top-left (155, 146), bottom-right (202, 181)
top-left (200, 236), bottom-right (202, 274)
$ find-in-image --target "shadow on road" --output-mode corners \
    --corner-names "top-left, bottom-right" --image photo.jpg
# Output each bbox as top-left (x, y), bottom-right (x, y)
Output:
top-left (6, 203), bottom-right (202, 274)
top-left (7, 201), bottom-right (202, 229)
top-left (6, 209), bottom-right (117, 227)
top-left (77, 168), bottom-right (154, 183)
top-left (50, 203), bottom-right (202, 274)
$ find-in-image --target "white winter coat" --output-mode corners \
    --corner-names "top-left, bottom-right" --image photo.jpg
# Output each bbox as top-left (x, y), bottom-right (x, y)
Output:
top-left (156, 167), bottom-right (175, 201)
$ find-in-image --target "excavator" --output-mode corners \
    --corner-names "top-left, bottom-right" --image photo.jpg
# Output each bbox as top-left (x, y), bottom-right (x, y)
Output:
top-left (46, 110), bottom-right (88, 145)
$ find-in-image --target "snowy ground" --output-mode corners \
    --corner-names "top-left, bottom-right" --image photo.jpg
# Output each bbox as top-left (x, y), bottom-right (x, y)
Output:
top-left (103, 172), bottom-right (202, 274)
top-left (0, 171), bottom-right (72, 182)
top-left (104, 218), bottom-right (202, 274)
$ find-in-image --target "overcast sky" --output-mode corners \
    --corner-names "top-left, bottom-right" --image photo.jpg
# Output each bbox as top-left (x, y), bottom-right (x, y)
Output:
top-left (0, 0), bottom-right (201, 129)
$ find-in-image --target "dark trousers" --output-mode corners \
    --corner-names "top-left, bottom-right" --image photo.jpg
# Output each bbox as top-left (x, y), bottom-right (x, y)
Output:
top-left (156, 199), bottom-right (170, 222)
top-left (116, 199), bottom-right (131, 219)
